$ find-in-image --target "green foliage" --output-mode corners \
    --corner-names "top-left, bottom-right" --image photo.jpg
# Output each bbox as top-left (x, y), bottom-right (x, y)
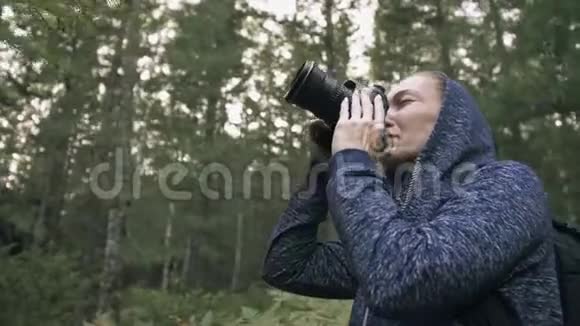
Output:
top-left (0, 250), bottom-right (92, 326)
top-left (2, 0), bottom-right (580, 323)
top-left (86, 287), bottom-right (351, 326)
top-left (239, 290), bottom-right (352, 326)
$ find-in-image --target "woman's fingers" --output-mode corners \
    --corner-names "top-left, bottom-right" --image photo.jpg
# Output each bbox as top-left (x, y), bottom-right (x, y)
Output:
top-left (351, 90), bottom-right (361, 119)
top-left (370, 95), bottom-right (386, 152)
top-left (373, 95), bottom-right (385, 124)
top-left (361, 90), bottom-right (373, 121)
top-left (339, 97), bottom-right (349, 122)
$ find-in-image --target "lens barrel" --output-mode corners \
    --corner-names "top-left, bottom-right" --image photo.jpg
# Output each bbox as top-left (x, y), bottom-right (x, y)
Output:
top-left (284, 61), bottom-right (388, 128)
top-left (284, 61), bottom-right (354, 128)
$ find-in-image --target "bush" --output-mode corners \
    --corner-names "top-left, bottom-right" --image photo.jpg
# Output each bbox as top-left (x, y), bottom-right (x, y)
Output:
top-left (92, 285), bottom-right (353, 326)
top-left (0, 249), bottom-right (92, 326)
top-left (239, 289), bottom-right (353, 326)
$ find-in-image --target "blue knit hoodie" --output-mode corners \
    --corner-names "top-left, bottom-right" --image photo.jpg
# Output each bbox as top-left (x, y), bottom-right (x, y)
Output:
top-left (261, 77), bottom-right (563, 325)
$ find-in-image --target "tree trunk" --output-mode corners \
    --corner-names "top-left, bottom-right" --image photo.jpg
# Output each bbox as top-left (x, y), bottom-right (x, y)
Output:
top-left (323, 0), bottom-right (336, 76)
top-left (318, 0), bottom-right (339, 242)
top-left (230, 213), bottom-right (244, 291)
top-left (551, 0), bottom-right (570, 71)
top-left (488, 0), bottom-right (510, 72)
top-left (194, 94), bottom-right (219, 287)
top-left (29, 41), bottom-right (85, 248)
top-left (434, 0), bottom-right (453, 78)
top-left (97, 0), bottom-right (141, 319)
top-left (161, 203), bottom-right (175, 291)
top-left (32, 95), bottom-right (75, 247)
top-left (97, 207), bottom-right (123, 320)
top-left (181, 235), bottom-right (192, 286)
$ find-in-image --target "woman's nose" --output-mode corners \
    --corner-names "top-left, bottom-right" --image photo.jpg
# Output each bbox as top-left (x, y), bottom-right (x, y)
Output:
top-left (385, 115), bottom-right (395, 128)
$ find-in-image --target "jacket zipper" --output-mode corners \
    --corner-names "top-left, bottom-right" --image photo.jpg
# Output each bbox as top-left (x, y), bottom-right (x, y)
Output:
top-left (362, 307), bottom-right (369, 326)
top-left (362, 161), bottom-right (421, 326)
top-left (402, 160), bottom-right (421, 210)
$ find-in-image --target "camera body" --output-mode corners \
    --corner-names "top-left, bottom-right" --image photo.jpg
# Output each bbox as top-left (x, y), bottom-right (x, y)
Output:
top-left (284, 61), bottom-right (388, 128)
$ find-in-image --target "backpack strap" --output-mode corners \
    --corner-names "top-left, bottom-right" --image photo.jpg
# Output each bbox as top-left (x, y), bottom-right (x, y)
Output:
top-left (456, 291), bottom-right (520, 326)
top-left (454, 239), bottom-right (544, 326)
top-left (554, 246), bottom-right (567, 325)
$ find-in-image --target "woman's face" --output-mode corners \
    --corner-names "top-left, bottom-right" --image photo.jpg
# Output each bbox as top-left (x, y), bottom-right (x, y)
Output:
top-left (376, 74), bottom-right (443, 167)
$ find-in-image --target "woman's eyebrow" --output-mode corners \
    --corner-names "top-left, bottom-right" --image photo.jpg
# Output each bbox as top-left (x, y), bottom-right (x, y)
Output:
top-left (390, 89), bottom-right (421, 103)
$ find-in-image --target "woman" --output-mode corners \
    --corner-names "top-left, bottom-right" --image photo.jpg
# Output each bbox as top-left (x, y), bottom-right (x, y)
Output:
top-left (261, 72), bottom-right (562, 325)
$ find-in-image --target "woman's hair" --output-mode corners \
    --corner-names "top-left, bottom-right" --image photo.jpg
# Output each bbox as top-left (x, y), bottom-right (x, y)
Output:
top-left (414, 70), bottom-right (448, 98)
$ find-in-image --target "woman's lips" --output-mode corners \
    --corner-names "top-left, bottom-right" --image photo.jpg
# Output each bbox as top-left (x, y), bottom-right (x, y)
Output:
top-left (372, 129), bottom-right (388, 152)
top-left (370, 132), bottom-right (399, 161)
top-left (386, 135), bottom-right (398, 154)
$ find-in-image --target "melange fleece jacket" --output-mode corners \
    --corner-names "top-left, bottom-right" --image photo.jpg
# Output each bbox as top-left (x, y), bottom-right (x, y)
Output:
top-left (261, 77), bottom-right (563, 325)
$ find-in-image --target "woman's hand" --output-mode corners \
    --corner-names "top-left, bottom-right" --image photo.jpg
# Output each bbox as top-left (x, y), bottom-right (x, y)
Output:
top-left (331, 89), bottom-right (386, 156)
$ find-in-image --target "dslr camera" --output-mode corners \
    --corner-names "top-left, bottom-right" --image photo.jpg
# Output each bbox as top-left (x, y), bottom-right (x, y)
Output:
top-left (283, 61), bottom-right (389, 129)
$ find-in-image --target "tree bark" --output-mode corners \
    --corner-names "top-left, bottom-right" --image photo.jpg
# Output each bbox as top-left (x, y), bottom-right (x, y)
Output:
top-left (97, 0), bottom-right (141, 319)
top-left (323, 0), bottom-right (336, 76)
top-left (28, 31), bottom-right (88, 248)
top-left (161, 203), bottom-right (175, 291)
top-left (32, 94), bottom-right (75, 247)
top-left (318, 0), bottom-right (339, 242)
top-left (488, 0), bottom-right (507, 64)
top-left (181, 235), bottom-right (192, 286)
top-left (435, 0), bottom-right (453, 78)
top-left (230, 213), bottom-right (244, 291)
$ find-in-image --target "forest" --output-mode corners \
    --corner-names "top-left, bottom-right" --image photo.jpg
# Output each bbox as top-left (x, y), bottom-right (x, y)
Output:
top-left (1, 0), bottom-right (579, 325)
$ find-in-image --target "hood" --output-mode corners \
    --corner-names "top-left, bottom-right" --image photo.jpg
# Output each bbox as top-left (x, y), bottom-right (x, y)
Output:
top-left (418, 76), bottom-right (497, 174)
top-left (386, 76), bottom-right (498, 212)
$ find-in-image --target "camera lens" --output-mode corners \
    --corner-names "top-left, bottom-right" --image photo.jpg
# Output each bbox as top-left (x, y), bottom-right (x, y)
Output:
top-left (284, 61), bottom-right (353, 128)
top-left (284, 61), bottom-right (388, 128)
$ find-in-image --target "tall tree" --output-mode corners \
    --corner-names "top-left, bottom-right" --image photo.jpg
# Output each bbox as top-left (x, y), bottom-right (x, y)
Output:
top-left (97, 0), bottom-right (142, 318)
top-left (1, 1), bottom-right (102, 247)
top-left (162, 0), bottom-right (251, 288)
